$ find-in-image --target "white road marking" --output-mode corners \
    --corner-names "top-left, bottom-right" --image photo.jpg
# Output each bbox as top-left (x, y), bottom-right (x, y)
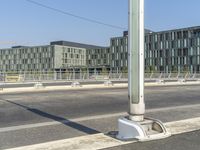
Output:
top-left (165, 117), bottom-right (200, 135)
top-left (146, 103), bottom-right (200, 113)
top-left (5, 117), bottom-right (200, 150)
top-left (0, 104), bottom-right (200, 133)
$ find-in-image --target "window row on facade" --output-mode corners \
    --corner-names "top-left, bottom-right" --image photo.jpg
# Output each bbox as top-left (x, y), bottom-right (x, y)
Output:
top-left (1, 26), bottom-right (200, 73)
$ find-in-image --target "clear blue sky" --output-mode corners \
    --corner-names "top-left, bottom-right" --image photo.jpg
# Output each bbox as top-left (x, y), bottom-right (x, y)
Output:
top-left (0, 0), bottom-right (200, 48)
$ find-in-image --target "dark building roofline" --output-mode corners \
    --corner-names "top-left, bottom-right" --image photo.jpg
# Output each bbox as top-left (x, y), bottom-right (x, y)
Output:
top-left (50, 41), bottom-right (108, 49)
top-left (11, 46), bottom-right (29, 49)
top-left (111, 26), bottom-right (200, 39)
top-left (111, 29), bottom-right (154, 39)
top-left (146, 26), bottom-right (200, 35)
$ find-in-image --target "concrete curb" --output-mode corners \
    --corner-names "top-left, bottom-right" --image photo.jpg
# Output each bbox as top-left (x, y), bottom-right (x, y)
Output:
top-left (1, 81), bottom-right (200, 94)
top-left (0, 83), bottom-right (128, 94)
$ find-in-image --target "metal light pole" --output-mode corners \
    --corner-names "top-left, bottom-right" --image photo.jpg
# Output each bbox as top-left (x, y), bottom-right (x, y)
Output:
top-left (128, 0), bottom-right (145, 122)
top-left (117, 0), bottom-right (170, 141)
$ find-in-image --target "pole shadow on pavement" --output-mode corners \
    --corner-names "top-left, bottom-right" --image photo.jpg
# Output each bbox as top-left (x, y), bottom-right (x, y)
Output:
top-left (2, 99), bottom-right (100, 135)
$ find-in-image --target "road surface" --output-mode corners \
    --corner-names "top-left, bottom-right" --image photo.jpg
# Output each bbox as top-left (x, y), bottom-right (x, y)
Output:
top-left (0, 85), bottom-right (200, 149)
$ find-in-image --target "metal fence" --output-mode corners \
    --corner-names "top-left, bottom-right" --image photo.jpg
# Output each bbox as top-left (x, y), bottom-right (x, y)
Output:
top-left (0, 71), bottom-right (200, 83)
top-left (0, 71), bottom-right (127, 83)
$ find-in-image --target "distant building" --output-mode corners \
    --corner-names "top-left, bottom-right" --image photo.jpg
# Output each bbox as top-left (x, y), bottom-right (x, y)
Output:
top-left (110, 36), bottom-right (128, 72)
top-left (51, 41), bottom-right (110, 72)
top-left (0, 45), bottom-right (54, 72)
top-left (145, 26), bottom-right (200, 73)
top-left (110, 29), bottom-right (153, 72)
top-left (87, 47), bottom-right (110, 72)
top-left (0, 41), bottom-right (107, 73)
top-left (1, 26), bottom-right (200, 73)
top-left (0, 43), bottom-right (87, 72)
top-left (110, 26), bottom-right (200, 73)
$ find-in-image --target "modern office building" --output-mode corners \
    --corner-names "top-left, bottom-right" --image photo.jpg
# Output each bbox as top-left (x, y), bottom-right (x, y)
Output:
top-left (110, 32), bottom-right (128, 72)
top-left (51, 41), bottom-right (110, 72)
top-left (1, 26), bottom-right (200, 73)
top-left (0, 45), bottom-right (54, 72)
top-left (0, 41), bottom-right (107, 72)
top-left (110, 30), bottom-right (152, 72)
top-left (0, 42), bottom-right (87, 72)
top-left (110, 26), bottom-right (200, 73)
top-left (145, 26), bottom-right (200, 73)
top-left (86, 47), bottom-right (110, 71)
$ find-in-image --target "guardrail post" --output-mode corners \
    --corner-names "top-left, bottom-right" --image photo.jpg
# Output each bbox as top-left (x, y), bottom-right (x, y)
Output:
top-left (159, 72), bottom-right (163, 79)
top-left (192, 72), bottom-right (196, 79)
top-left (87, 69), bottom-right (89, 80)
top-left (73, 68), bottom-right (75, 80)
top-left (54, 71), bottom-right (56, 80)
top-left (168, 72), bottom-right (171, 79)
top-left (60, 69), bottom-right (62, 80)
top-left (176, 72), bottom-right (180, 79)
top-left (150, 72), bottom-right (153, 80)
top-left (94, 68), bottom-right (97, 80)
top-left (80, 69), bottom-right (82, 80)
top-left (23, 71), bottom-right (26, 82)
top-left (184, 72), bottom-right (188, 80)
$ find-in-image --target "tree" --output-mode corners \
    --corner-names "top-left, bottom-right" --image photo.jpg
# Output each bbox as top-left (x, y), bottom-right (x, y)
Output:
top-left (149, 65), bottom-right (155, 73)
top-left (122, 67), bottom-right (128, 73)
top-left (145, 66), bottom-right (151, 73)
top-left (183, 65), bottom-right (189, 73)
top-left (171, 66), bottom-right (178, 73)
top-left (101, 67), bottom-right (108, 76)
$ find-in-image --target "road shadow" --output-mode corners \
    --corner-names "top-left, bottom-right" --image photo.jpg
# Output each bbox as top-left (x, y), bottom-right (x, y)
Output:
top-left (3, 99), bottom-right (99, 135)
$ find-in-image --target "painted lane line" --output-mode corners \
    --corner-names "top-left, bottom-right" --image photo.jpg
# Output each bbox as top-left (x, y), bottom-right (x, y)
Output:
top-left (5, 117), bottom-right (200, 150)
top-left (165, 117), bottom-right (200, 135)
top-left (5, 133), bottom-right (129, 150)
top-left (0, 104), bottom-right (200, 133)
top-left (146, 103), bottom-right (200, 113)
top-left (0, 112), bottom-right (125, 133)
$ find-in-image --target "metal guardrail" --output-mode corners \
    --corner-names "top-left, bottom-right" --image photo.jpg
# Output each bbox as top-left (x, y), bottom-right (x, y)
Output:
top-left (0, 71), bottom-right (199, 83)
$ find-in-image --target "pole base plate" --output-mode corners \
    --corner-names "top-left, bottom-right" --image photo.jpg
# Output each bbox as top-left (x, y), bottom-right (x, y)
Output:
top-left (117, 117), bottom-right (171, 141)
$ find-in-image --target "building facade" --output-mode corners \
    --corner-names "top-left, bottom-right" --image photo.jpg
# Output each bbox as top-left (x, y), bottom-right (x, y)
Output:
top-left (53, 45), bottom-right (87, 71)
top-left (86, 47), bottom-right (110, 71)
top-left (110, 26), bottom-right (200, 73)
top-left (0, 41), bottom-right (106, 73)
top-left (1, 26), bottom-right (200, 73)
top-left (110, 35), bottom-right (128, 72)
top-left (51, 41), bottom-right (109, 72)
top-left (145, 26), bottom-right (200, 73)
top-left (0, 45), bottom-right (54, 72)
top-left (0, 43), bottom-right (87, 72)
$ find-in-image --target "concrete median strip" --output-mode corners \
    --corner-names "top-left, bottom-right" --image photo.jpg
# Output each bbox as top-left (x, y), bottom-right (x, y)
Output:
top-left (5, 117), bottom-right (200, 150)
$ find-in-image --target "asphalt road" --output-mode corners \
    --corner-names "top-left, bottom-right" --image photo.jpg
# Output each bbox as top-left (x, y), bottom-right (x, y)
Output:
top-left (0, 85), bottom-right (200, 149)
